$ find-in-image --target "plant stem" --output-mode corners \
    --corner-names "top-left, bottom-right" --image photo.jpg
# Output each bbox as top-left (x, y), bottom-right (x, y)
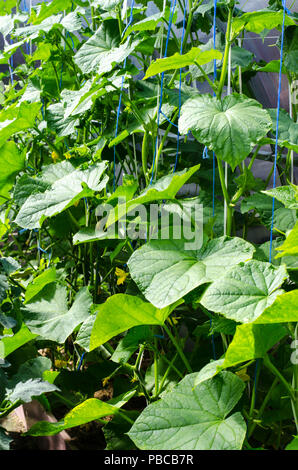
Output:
top-left (217, 5), bottom-right (233, 99)
top-left (194, 61), bottom-right (217, 93)
top-left (163, 323), bottom-right (192, 374)
top-left (247, 144), bottom-right (261, 171)
top-left (142, 130), bottom-right (149, 185)
top-left (154, 108), bottom-right (180, 175)
top-left (263, 355), bottom-right (297, 419)
top-left (248, 377), bottom-right (279, 438)
top-left (216, 157), bottom-right (233, 236)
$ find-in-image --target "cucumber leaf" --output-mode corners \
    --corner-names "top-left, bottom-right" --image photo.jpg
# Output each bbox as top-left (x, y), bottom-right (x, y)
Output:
top-left (128, 371), bottom-right (246, 450)
top-left (22, 285), bottom-right (92, 343)
top-left (200, 260), bottom-right (288, 323)
top-left (128, 236), bottom-right (255, 308)
top-left (179, 94), bottom-right (271, 170)
top-left (90, 294), bottom-right (180, 351)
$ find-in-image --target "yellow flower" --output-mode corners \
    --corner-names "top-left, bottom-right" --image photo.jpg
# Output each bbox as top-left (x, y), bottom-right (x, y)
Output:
top-left (167, 315), bottom-right (181, 326)
top-left (236, 367), bottom-right (250, 382)
top-left (65, 152), bottom-right (72, 160)
top-left (51, 150), bottom-right (59, 163)
top-left (102, 377), bottom-right (110, 387)
top-left (130, 375), bottom-right (138, 384)
top-left (115, 267), bottom-right (128, 285)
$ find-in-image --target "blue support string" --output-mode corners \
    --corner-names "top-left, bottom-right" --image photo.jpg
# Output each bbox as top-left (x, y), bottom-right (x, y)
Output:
top-left (113, 0), bottom-right (136, 192)
top-left (160, 110), bottom-right (178, 128)
top-left (77, 352), bottom-right (85, 371)
top-left (202, 146), bottom-right (209, 159)
top-left (252, 0), bottom-right (287, 418)
top-left (269, 0), bottom-right (286, 264)
top-left (150, 0), bottom-right (177, 185)
top-left (173, 0), bottom-right (187, 172)
top-left (212, 0), bottom-right (217, 220)
top-left (209, 0), bottom-right (218, 361)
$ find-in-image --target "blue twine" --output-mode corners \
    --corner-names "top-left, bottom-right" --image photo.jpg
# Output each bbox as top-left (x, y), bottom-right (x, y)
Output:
top-left (202, 146), bottom-right (209, 159)
top-left (212, 0), bottom-right (217, 220)
top-left (37, 238), bottom-right (52, 264)
top-left (269, 0), bottom-right (286, 263)
top-left (150, 0), bottom-right (177, 185)
top-left (209, 0), bottom-right (218, 361)
top-left (160, 110), bottom-right (178, 128)
top-left (174, 0), bottom-right (187, 172)
top-left (77, 352), bottom-right (85, 371)
top-left (37, 239), bottom-right (48, 254)
top-left (113, 0), bottom-right (136, 192)
top-left (251, 0), bottom-right (287, 416)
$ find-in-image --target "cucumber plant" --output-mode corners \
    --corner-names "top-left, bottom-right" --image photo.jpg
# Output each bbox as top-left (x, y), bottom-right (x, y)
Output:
top-left (0, 0), bottom-right (297, 451)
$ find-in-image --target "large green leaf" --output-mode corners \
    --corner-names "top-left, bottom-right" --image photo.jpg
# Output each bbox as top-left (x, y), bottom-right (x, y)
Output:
top-left (200, 260), bottom-right (287, 323)
top-left (286, 436), bottom-right (298, 450)
top-left (75, 314), bottom-right (97, 351)
top-left (0, 324), bottom-right (37, 359)
top-left (13, 174), bottom-right (50, 207)
top-left (111, 326), bottom-right (152, 365)
top-left (178, 94), bottom-right (271, 170)
top-left (16, 13), bottom-right (79, 39)
top-left (223, 324), bottom-right (287, 368)
top-left (263, 184), bottom-right (298, 210)
top-left (90, 294), bottom-right (179, 351)
top-left (10, 357), bottom-right (52, 384)
top-left (106, 165), bottom-right (200, 227)
top-left (31, 0), bottom-right (73, 24)
top-left (74, 21), bottom-right (138, 76)
top-left (109, 102), bottom-right (176, 147)
top-left (144, 48), bottom-right (222, 79)
top-left (26, 397), bottom-right (125, 436)
top-left (128, 236), bottom-right (255, 308)
top-left (232, 9), bottom-right (296, 38)
top-left (268, 109), bottom-right (298, 153)
top-left (22, 285), bottom-right (92, 343)
top-left (254, 238), bottom-right (298, 270)
top-left (128, 371), bottom-right (246, 450)
top-left (4, 378), bottom-right (58, 405)
top-left (276, 221), bottom-right (298, 258)
top-left (0, 102), bottom-right (41, 148)
top-left (46, 102), bottom-right (79, 137)
top-left (241, 192), bottom-right (297, 234)
top-left (0, 0), bottom-right (17, 15)
top-left (123, 9), bottom-right (168, 38)
top-left (25, 268), bottom-right (57, 304)
top-left (194, 359), bottom-right (225, 387)
top-left (0, 141), bottom-right (25, 203)
top-left (254, 290), bottom-right (298, 324)
top-left (15, 161), bottom-right (107, 229)
top-left (283, 25), bottom-right (298, 72)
